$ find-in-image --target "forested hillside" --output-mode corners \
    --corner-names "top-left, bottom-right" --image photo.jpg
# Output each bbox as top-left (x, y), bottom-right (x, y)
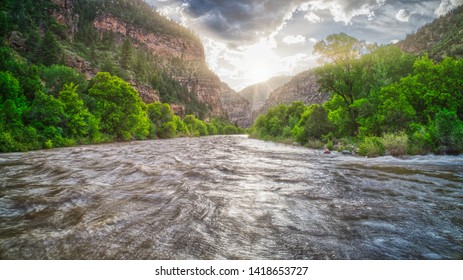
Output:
top-left (0, 0), bottom-right (243, 152)
top-left (399, 5), bottom-right (463, 60)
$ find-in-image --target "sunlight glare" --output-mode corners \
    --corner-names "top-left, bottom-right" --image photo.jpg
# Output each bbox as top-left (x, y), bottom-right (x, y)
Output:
top-left (242, 40), bottom-right (279, 85)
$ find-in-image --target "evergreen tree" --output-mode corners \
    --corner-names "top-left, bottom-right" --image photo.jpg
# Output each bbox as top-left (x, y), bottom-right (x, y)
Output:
top-left (120, 38), bottom-right (133, 70)
top-left (41, 31), bottom-right (60, 66)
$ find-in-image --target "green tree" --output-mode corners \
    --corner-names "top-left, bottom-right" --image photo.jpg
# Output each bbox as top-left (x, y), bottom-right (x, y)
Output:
top-left (183, 114), bottom-right (208, 136)
top-left (0, 71), bottom-right (27, 129)
top-left (0, 11), bottom-right (8, 41)
top-left (314, 33), bottom-right (368, 134)
top-left (120, 38), bottom-right (133, 70)
top-left (433, 110), bottom-right (463, 154)
top-left (292, 104), bottom-right (332, 144)
top-left (41, 31), bottom-right (60, 66)
top-left (58, 83), bottom-right (98, 140)
top-left (159, 121), bottom-right (177, 138)
top-left (88, 72), bottom-right (149, 140)
top-left (40, 65), bottom-right (88, 96)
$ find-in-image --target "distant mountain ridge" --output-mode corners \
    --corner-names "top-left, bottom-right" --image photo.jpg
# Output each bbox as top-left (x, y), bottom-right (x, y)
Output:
top-left (238, 76), bottom-right (291, 111)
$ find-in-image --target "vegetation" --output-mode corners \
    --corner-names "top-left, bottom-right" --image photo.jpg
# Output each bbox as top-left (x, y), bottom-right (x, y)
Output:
top-left (0, 0), bottom-right (241, 153)
top-left (251, 33), bottom-right (463, 156)
top-left (399, 5), bottom-right (463, 60)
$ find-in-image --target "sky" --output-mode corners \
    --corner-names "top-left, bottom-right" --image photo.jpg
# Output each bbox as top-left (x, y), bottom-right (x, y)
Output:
top-left (144, 0), bottom-right (463, 91)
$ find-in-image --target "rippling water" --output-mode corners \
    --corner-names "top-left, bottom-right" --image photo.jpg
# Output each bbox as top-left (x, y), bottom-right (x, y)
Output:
top-left (1, 135), bottom-right (462, 259)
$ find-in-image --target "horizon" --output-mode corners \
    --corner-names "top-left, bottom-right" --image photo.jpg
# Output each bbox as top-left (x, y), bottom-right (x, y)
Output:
top-left (145, 0), bottom-right (463, 91)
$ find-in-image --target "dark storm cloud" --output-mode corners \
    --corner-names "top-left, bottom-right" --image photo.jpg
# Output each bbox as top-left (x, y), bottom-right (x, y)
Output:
top-left (182, 0), bottom-right (303, 43)
top-left (147, 0), bottom-right (462, 44)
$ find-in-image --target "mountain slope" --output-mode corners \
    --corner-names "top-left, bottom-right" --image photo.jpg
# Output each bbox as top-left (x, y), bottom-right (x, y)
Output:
top-left (51, 0), bottom-right (250, 122)
top-left (255, 70), bottom-right (329, 121)
top-left (398, 5), bottom-right (463, 60)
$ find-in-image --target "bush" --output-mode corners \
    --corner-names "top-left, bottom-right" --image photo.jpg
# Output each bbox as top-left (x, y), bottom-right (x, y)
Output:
top-left (306, 139), bottom-right (324, 149)
top-left (223, 125), bottom-right (238, 135)
top-left (450, 122), bottom-right (463, 153)
top-left (359, 136), bottom-right (385, 157)
top-left (159, 121), bottom-right (177, 139)
top-left (433, 110), bottom-right (463, 154)
top-left (409, 123), bottom-right (434, 155)
top-left (382, 132), bottom-right (408, 156)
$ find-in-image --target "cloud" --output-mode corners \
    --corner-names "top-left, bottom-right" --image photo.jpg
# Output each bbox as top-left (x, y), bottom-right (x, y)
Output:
top-left (306, 0), bottom-right (386, 24)
top-left (283, 35), bottom-right (306, 44)
top-left (309, 37), bottom-right (318, 43)
top-left (304, 11), bottom-right (322, 22)
top-left (395, 9), bottom-right (411, 22)
top-left (147, 0), bottom-right (392, 44)
top-left (435, 0), bottom-right (463, 16)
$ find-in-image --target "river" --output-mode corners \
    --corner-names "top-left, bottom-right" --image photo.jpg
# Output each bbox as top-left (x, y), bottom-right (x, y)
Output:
top-left (0, 135), bottom-right (462, 259)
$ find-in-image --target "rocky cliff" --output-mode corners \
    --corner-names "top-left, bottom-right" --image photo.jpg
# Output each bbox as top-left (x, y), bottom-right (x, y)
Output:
top-left (52, 0), bottom-right (79, 39)
top-left (51, 0), bottom-right (251, 125)
top-left (255, 70), bottom-right (329, 120)
top-left (93, 14), bottom-right (205, 62)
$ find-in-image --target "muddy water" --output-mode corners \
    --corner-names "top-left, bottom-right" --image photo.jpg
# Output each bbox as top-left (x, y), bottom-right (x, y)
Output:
top-left (0, 135), bottom-right (462, 259)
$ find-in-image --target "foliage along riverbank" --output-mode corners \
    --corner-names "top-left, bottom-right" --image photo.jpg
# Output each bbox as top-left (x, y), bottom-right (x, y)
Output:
top-left (0, 65), bottom-right (243, 153)
top-left (250, 34), bottom-right (463, 157)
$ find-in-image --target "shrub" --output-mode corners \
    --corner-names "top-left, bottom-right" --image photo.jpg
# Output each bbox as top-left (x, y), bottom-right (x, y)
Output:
top-left (409, 123), bottom-right (434, 155)
top-left (450, 122), bottom-right (463, 153)
top-left (159, 121), bottom-right (177, 139)
top-left (382, 132), bottom-right (408, 156)
top-left (223, 125), bottom-right (238, 135)
top-left (359, 136), bottom-right (385, 157)
top-left (305, 139), bottom-right (324, 149)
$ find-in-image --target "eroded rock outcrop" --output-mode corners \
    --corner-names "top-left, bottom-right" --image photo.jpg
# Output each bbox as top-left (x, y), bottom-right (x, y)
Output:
top-left (52, 0), bottom-right (79, 39)
top-left (93, 14), bottom-right (204, 62)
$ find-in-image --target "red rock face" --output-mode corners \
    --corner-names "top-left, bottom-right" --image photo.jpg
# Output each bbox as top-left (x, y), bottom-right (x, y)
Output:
top-left (93, 14), bottom-right (204, 62)
top-left (129, 82), bottom-right (160, 104)
top-left (51, 0), bottom-right (78, 39)
top-left (92, 14), bottom-right (229, 117)
top-left (170, 104), bottom-right (186, 118)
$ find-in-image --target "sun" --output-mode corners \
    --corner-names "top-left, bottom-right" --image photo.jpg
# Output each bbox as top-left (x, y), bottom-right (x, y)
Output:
top-left (242, 41), bottom-right (279, 85)
top-left (247, 62), bottom-right (273, 84)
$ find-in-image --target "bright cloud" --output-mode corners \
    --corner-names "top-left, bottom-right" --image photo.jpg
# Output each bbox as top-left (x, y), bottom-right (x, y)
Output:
top-left (283, 35), bottom-right (306, 45)
top-left (395, 9), bottom-right (411, 22)
top-left (435, 0), bottom-right (463, 16)
top-left (306, 0), bottom-right (386, 24)
top-left (304, 11), bottom-right (322, 22)
top-left (309, 37), bottom-right (318, 43)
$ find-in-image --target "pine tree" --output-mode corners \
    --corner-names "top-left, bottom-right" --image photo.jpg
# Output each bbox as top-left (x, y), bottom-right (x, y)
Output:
top-left (120, 38), bottom-right (133, 70)
top-left (41, 31), bottom-right (60, 66)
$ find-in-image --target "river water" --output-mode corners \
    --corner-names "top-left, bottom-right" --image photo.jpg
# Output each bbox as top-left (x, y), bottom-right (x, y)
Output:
top-left (0, 135), bottom-right (462, 259)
